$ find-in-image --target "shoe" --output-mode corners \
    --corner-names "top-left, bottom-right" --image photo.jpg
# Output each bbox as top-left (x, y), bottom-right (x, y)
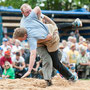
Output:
top-left (69, 75), bottom-right (77, 82)
top-left (73, 18), bottom-right (82, 27)
top-left (46, 80), bottom-right (52, 86)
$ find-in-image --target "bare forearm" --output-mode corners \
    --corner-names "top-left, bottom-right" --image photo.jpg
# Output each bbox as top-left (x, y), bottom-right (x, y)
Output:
top-left (22, 50), bottom-right (36, 78)
top-left (13, 65), bottom-right (20, 69)
top-left (22, 65), bottom-right (25, 69)
top-left (28, 53), bottom-right (36, 71)
top-left (21, 62), bottom-right (25, 69)
top-left (38, 38), bottom-right (49, 43)
top-left (35, 62), bottom-right (40, 70)
top-left (33, 6), bottom-right (41, 19)
top-left (38, 34), bottom-right (52, 43)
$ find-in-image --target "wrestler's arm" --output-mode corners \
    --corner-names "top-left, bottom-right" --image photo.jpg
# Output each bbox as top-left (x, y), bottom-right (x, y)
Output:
top-left (38, 34), bottom-right (52, 43)
top-left (42, 14), bottom-right (56, 25)
top-left (22, 49), bottom-right (36, 78)
top-left (37, 15), bottom-right (56, 43)
top-left (33, 6), bottom-right (53, 43)
top-left (33, 6), bottom-right (55, 26)
top-left (33, 6), bottom-right (41, 19)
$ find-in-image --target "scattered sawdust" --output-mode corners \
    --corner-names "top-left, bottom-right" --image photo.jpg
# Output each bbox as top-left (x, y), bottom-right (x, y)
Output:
top-left (0, 76), bottom-right (90, 90)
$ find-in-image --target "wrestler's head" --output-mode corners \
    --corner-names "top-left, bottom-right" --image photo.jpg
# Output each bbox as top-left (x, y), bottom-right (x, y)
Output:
top-left (20, 3), bottom-right (32, 17)
top-left (13, 28), bottom-right (27, 42)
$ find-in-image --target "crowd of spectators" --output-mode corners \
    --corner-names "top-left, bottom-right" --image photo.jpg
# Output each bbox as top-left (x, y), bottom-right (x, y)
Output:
top-left (59, 33), bottom-right (90, 79)
top-left (0, 32), bottom-right (90, 79)
top-left (0, 34), bottom-right (42, 79)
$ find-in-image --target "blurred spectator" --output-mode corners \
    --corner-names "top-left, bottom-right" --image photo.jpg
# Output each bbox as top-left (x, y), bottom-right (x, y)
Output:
top-left (62, 40), bottom-right (70, 53)
top-left (12, 40), bottom-right (22, 55)
top-left (79, 36), bottom-right (84, 43)
top-left (59, 44), bottom-right (69, 63)
top-left (67, 43), bottom-right (79, 66)
top-left (0, 47), bottom-right (3, 58)
top-left (7, 38), bottom-right (13, 48)
top-left (86, 43), bottom-right (90, 58)
top-left (71, 37), bottom-right (79, 51)
top-left (67, 36), bottom-right (73, 48)
top-left (78, 36), bottom-right (87, 47)
top-left (3, 33), bottom-right (10, 41)
top-left (70, 31), bottom-right (75, 37)
top-left (75, 29), bottom-right (80, 42)
top-left (0, 66), bottom-right (2, 76)
top-left (11, 39), bottom-right (16, 45)
top-left (12, 52), bottom-right (26, 78)
top-left (0, 50), bottom-right (12, 69)
top-left (1, 38), bottom-right (10, 53)
top-left (20, 47), bottom-right (27, 59)
top-left (7, 46), bottom-right (11, 52)
top-left (2, 61), bottom-right (15, 79)
top-left (76, 46), bottom-right (90, 79)
top-left (82, 38), bottom-right (87, 47)
top-left (70, 66), bottom-right (78, 80)
top-left (20, 47), bottom-right (30, 67)
top-left (7, 46), bottom-right (14, 57)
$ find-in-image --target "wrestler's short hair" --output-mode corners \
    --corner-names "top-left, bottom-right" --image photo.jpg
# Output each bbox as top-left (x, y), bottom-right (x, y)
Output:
top-left (20, 3), bottom-right (32, 12)
top-left (13, 28), bottom-right (27, 39)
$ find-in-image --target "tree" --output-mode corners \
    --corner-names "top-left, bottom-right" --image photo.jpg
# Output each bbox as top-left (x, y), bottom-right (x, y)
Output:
top-left (0, 0), bottom-right (90, 11)
top-left (0, 0), bottom-right (37, 9)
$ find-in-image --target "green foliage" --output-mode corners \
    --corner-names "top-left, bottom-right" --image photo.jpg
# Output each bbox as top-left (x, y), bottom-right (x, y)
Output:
top-left (0, 0), bottom-right (90, 10)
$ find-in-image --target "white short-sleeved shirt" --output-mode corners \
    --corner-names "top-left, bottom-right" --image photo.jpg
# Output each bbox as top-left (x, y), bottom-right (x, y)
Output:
top-left (12, 55), bottom-right (24, 64)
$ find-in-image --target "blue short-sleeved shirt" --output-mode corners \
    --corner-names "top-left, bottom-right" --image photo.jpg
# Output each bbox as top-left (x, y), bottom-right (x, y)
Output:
top-left (20, 11), bottom-right (49, 51)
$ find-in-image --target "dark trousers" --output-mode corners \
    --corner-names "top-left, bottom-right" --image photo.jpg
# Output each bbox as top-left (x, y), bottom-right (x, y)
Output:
top-left (57, 23), bottom-right (73, 30)
top-left (49, 50), bottom-right (72, 80)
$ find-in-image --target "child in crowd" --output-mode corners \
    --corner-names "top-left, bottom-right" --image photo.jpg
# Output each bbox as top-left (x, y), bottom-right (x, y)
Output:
top-left (70, 66), bottom-right (78, 81)
top-left (2, 61), bottom-right (15, 79)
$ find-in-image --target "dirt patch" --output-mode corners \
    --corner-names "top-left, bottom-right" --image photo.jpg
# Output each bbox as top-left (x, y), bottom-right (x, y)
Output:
top-left (0, 76), bottom-right (90, 90)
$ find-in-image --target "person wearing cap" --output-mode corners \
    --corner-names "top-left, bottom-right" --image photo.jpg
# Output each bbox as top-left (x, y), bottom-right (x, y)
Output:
top-left (76, 46), bottom-right (90, 79)
top-left (0, 50), bottom-right (12, 69)
top-left (67, 43), bottom-right (79, 66)
top-left (70, 66), bottom-right (78, 80)
top-left (1, 38), bottom-right (10, 54)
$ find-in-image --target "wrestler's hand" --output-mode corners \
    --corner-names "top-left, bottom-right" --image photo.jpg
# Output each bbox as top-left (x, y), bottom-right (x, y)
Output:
top-left (37, 34), bottom-right (52, 43)
top-left (46, 34), bottom-right (52, 41)
top-left (19, 67), bottom-right (23, 71)
top-left (21, 71), bottom-right (31, 78)
top-left (33, 68), bottom-right (37, 72)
